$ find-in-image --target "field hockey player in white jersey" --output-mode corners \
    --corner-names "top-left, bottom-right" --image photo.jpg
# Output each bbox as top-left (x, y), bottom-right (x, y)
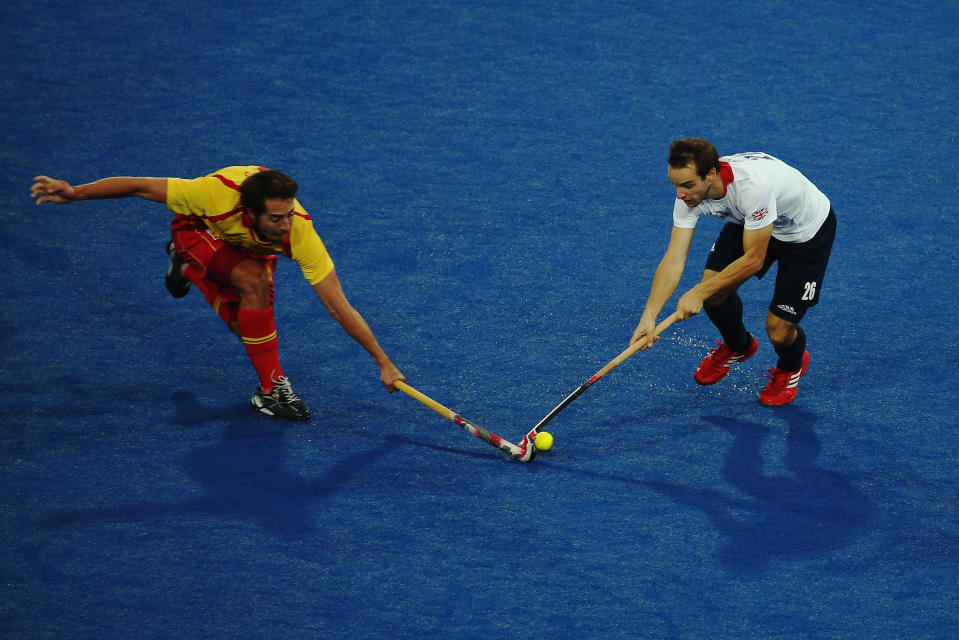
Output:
top-left (631, 138), bottom-right (836, 405)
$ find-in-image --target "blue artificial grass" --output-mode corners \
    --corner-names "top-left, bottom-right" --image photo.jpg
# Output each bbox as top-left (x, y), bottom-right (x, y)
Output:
top-left (3, 1), bottom-right (957, 638)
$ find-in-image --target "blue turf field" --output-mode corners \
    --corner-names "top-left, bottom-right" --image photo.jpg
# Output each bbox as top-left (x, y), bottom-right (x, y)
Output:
top-left (3, 1), bottom-right (958, 638)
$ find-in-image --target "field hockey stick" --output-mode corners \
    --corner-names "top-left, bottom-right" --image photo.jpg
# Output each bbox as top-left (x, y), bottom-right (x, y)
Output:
top-left (395, 381), bottom-right (535, 462)
top-left (517, 312), bottom-right (681, 448)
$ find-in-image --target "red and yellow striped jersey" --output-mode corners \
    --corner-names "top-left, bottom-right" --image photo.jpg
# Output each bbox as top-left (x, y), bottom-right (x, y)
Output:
top-left (166, 166), bottom-right (334, 285)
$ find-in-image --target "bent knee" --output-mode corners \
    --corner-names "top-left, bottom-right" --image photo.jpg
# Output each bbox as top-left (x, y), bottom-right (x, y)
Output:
top-left (703, 287), bottom-right (740, 308)
top-left (765, 313), bottom-right (797, 345)
top-left (230, 260), bottom-right (273, 303)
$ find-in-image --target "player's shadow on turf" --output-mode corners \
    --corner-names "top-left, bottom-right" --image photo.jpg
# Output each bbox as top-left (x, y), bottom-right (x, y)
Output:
top-left (170, 389), bottom-right (248, 425)
top-left (40, 393), bottom-right (400, 542)
top-left (645, 406), bottom-right (876, 572)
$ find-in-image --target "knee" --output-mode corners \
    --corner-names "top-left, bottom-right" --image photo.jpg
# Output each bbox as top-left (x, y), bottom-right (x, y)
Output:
top-left (700, 271), bottom-right (728, 309)
top-left (765, 313), bottom-right (797, 346)
top-left (230, 260), bottom-right (272, 306)
top-left (704, 287), bottom-right (739, 309)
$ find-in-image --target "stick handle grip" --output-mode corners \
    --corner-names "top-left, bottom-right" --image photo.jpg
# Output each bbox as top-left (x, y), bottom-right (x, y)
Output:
top-left (592, 311), bottom-right (681, 381)
top-left (394, 380), bottom-right (455, 420)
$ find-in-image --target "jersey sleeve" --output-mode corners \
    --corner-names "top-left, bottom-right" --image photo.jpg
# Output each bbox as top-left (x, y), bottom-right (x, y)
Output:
top-left (289, 212), bottom-right (335, 285)
top-left (672, 199), bottom-right (699, 228)
top-left (165, 176), bottom-right (221, 216)
top-left (737, 184), bottom-right (777, 231)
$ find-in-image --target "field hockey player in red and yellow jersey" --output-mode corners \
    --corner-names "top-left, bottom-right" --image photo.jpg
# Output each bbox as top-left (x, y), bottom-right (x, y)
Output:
top-left (31, 166), bottom-right (405, 421)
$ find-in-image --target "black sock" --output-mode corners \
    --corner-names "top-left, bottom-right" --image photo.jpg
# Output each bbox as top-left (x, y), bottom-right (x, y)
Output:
top-left (704, 293), bottom-right (751, 352)
top-left (774, 326), bottom-right (806, 371)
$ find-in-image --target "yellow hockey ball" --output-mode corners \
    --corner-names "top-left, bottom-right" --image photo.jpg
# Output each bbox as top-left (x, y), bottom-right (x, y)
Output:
top-left (534, 431), bottom-right (554, 451)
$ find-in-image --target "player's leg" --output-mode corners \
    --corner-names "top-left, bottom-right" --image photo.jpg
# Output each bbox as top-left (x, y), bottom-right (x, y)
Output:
top-left (172, 228), bottom-right (242, 328)
top-left (208, 250), bottom-right (309, 420)
top-left (759, 309), bottom-right (811, 406)
top-left (172, 229), bottom-right (308, 420)
top-left (207, 250), bottom-right (283, 388)
top-left (766, 312), bottom-right (804, 368)
top-left (693, 224), bottom-right (760, 385)
top-left (758, 209), bottom-right (836, 405)
top-left (702, 275), bottom-right (752, 353)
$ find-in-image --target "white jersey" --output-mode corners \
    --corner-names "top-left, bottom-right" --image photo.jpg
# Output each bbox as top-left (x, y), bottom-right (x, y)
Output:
top-left (672, 152), bottom-right (830, 243)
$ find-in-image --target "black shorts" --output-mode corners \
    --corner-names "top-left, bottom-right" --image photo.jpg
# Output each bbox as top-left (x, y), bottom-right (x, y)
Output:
top-left (704, 208), bottom-right (837, 322)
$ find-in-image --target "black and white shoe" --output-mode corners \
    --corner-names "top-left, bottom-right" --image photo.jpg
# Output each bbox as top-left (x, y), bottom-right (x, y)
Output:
top-left (250, 376), bottom-right (311, 421)
top-left (165, 241), bottom-right (191, 298)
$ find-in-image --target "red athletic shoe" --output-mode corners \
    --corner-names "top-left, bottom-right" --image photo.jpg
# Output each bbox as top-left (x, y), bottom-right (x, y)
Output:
top-left (694, 336), bottom-right (759, 385)
top-left (758, 350), bottom-right (810, 406)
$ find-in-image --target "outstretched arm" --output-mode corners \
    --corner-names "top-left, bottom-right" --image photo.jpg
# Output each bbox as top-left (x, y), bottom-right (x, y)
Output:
top-left (631, 225), bottom-right (695, 348)
top-left (31, 176), bottom-right (168, 205)
top-left (312, 268), bottom-right (405, 391)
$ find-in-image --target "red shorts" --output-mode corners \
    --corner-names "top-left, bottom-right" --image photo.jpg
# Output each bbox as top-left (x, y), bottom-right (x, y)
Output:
top-left (171, 224), bottom-right (276, 321)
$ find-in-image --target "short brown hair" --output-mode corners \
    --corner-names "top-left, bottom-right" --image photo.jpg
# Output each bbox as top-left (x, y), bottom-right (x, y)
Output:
top-left (668, 138), bottom-right (720, 178)
top-left (240, 169), bottom-right (298, 216)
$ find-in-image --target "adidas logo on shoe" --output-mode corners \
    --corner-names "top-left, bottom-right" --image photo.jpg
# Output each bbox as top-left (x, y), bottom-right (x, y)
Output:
top-left (759, 350), bottom-right (810, 406)
top-left (694, 336), bottom-right (759, 385)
